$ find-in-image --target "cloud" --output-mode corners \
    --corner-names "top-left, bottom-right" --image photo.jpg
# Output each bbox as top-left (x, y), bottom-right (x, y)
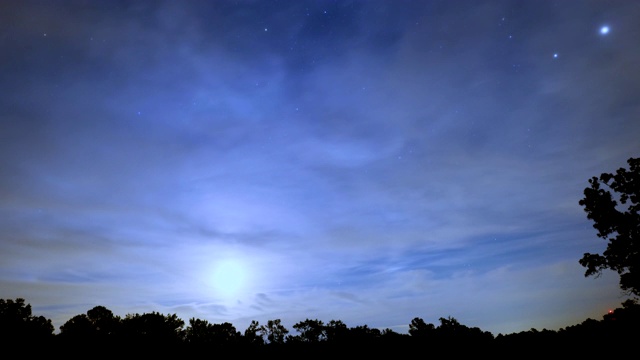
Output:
top-left (1, 0), bottom-right (638, 338)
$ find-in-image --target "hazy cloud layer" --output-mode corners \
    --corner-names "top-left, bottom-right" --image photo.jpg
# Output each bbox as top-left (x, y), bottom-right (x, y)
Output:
top-left (1, 0), bottom-right (638, 335)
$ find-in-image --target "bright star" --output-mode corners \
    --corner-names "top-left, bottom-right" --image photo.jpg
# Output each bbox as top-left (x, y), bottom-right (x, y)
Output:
top-left (553, 53), bottom-right (558, 58)
top-left (600, 26), bottom-right (610, 35)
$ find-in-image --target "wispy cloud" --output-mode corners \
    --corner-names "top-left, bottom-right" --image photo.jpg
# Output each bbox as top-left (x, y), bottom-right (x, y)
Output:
top-left (1, 0), bottom-right (637, 336)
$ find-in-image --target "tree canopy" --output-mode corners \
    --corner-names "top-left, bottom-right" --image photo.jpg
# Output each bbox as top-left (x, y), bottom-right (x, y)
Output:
top-left (0, 298), bottom-right (54, 341)
top-left (2, 297), bottom-right (639, 356)
top-left (579, 157), bottom-right (640, 297)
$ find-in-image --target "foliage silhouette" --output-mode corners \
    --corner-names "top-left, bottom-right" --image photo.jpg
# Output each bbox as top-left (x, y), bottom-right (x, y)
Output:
top-left (185, 318), bottom-right (241, 347)
top-left (1, 297), bottom-right (640, 356)
top-left (0, 298), bottom-right (54, 343)
top-left (59, 305), bottom-right (121, 343)
top-left (579, 157), bottom-right (640, 297)
top-left (408, 316), bottom-right (435, 338)
top-left (288, 318), bottom-right (326, 343)
top-left (324, 319), bottom-right (349, 343)
top-left (120, 311), bottom-right (185, 346)
top-left (264, 318), bottom-right (289, 345)
top-left (243, 319), bottom-right (265, 346)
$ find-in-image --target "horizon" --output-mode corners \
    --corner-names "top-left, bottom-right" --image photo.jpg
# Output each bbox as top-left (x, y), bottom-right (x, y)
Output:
top-left (1, 0), bottom-right (638, 337)
top-left (4, 295), bottom-right (628, 337)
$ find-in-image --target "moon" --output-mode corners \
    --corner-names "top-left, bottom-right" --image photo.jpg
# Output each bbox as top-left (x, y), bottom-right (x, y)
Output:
top-left (209, 258), bottom-right (250, 300)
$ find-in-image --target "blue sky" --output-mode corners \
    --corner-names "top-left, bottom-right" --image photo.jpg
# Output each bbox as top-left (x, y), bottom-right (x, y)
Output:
top-left (1, 0), bottom-right (638, 335)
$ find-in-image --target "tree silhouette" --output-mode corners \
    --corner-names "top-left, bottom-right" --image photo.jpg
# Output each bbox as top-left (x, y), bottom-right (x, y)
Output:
top-left (209, 322), bottom-right (241, 345)
top-left (264, 319), bottom-right (289, 345)
top-left (60, 305), bottom-right (121, 341)
top-left (185, 318), bottom-right (240, 346)
top-left (324, 319), bottom-right (349, 343)
top-left (408, 317), bottom-right (435, 338)
top-left (86, 305), bottom-right (119, 336)
top-left (185, 318), bottom-right (216, 345)
top-left (243, 320), bottom-right (265, 345)
top-left (438, 316), bottom-right (493, 342)
top-left (59, 314), bottom-right (96, 338)
top-left (348, 324), bottom-right (381, 342)
top-left (579, 157), bottom-right (640, 297)
top-left (2, 296), bottom-right (639, 356)
top-left (120, 311), bottom-right (185, 345)
top-left (290, 318), bottom-right (326, 343)
top-left (0, 298), bottom-right (54, 342)
top-left (437, 316), bottom-right (462, 336)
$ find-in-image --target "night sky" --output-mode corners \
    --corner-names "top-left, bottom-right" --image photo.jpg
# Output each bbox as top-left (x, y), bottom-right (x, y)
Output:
top-left (1, 0), bottom-right (639, 336)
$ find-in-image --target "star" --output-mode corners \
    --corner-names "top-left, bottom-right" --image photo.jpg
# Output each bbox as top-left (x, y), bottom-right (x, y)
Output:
top-left (600, 25), bottom-right (610, 35)
top-left (553, 53), bottom-right (558, 58)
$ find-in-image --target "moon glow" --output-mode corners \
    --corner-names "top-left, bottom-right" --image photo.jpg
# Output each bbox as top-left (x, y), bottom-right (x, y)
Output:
top-left (209, 259), bottom-right (249, 300)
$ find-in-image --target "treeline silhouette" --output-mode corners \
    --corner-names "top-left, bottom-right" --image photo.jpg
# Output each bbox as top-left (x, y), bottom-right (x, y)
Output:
top-left (1, 298), bottom-right (638, 357)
